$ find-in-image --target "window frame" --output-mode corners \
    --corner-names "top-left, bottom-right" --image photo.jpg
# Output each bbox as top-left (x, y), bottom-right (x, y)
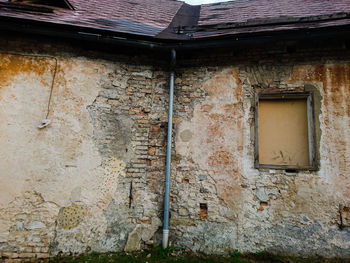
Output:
top-left (254, 91), bottom-right (317, 170)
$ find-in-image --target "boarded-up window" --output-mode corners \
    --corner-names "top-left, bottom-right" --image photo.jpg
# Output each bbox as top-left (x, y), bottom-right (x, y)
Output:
top-left (255, 92), bottom-right (316, 170)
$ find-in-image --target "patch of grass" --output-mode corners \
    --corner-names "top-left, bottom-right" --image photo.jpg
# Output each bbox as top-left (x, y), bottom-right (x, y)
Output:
top-left (47, 247), bottom-right (350, 263)
top-left (50, 250), bottom-right (250, 263)
top-left (150, 245), bottom-right (175, 259)
top-left (231, 250), bottom-right (242, 258)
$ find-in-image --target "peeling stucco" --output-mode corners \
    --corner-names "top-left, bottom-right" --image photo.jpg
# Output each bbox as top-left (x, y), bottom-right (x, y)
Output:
top-left (0, 37), bottom-right (350, 260)
top-left (176, 68), bottom-right (245, 211)
top-left (171, 61), bottom-right (350, 256)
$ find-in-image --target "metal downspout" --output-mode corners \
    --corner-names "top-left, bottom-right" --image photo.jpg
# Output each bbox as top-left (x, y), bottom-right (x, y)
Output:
top-left (162, 48), bottom-right (176, 249)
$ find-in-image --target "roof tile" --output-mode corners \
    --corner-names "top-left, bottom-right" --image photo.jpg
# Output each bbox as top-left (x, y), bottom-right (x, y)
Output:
top-left (0, 0), bottom-right (349, 40)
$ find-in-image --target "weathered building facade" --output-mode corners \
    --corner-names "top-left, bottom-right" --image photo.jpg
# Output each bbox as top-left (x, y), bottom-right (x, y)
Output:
top-left (0, 0), bottom-right (350, 261)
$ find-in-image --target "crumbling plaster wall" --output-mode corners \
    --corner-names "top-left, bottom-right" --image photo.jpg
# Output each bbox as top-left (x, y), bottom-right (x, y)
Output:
top-left (0, 40), bottom-right (168, 261)
top-left (0, 36), bottom-right (350, 261)
top-left (172, 58), bottom-right (350, 257)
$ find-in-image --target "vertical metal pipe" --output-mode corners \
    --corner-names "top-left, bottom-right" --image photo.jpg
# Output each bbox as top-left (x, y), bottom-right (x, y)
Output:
top-left (162, 48), bottom-right (176, 249)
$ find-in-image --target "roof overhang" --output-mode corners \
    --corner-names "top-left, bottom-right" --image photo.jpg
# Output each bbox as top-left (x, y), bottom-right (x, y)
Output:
top-left (1, 14), bottom-right (350, 52)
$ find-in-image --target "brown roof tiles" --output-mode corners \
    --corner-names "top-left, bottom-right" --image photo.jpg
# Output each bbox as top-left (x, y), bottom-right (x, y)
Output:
top-left (0, 0), bottom-right (349, 40)
top-left (199, 0), bottom-right (350, 25)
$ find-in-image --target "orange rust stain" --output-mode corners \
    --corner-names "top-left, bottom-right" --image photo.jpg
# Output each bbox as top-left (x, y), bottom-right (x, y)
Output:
top-left (325, 65), bottom-right (350, 199)
top-left (223, 103), bottom-right (240, 115)
top-left (208, 150), bottom-right (234, 169)
top-left (206, 113), bottom-right (226, 143)
top-left (291, 65), bottom-right (325, 83)
top-left (197, 68), bottom-right (244, 210)
top-left (232, 68), bottom-right (242, 98)
top-left (0, 54), bottom-right (55, 87)
top-left (290, 64), bottom-right (350, 203)
top-left (204, 74), bottom-right (230, 97)
top-left (203, 69), bottom-right (241, 99)
top-left (342, 207), bottom-right (350, 226)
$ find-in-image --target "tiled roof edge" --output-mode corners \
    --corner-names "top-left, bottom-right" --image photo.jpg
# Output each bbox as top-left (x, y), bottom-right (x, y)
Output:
top-left (156, 3), bottom-right (201, 40)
